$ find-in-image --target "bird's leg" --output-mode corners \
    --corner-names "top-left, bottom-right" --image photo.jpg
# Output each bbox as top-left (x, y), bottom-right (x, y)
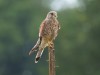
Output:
top-left (47, 42), bottom-right (54, 62)
top-left (49, 42), bottom-right (54, 49)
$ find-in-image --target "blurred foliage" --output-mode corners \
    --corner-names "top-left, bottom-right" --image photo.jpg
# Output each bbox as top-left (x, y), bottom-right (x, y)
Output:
top-left (0, 0), bottom-right (100, 75)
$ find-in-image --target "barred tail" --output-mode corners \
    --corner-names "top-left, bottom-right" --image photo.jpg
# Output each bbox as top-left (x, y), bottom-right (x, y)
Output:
top-left (29, 37), bottom-right (42, 55)
top-left (35, 48), bottom-right (44, 63)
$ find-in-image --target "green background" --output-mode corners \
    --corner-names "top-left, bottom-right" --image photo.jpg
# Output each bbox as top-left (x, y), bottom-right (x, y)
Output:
top-left (0, 0), bottom-right (100, 75)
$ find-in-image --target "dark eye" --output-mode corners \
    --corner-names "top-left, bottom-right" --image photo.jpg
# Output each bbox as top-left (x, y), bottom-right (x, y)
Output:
top-left (50, 13), bottom-right (53, 15)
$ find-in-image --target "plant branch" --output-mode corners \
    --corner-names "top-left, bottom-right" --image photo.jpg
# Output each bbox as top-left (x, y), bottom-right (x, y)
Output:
top-left (48, 43), bottom-right (56, 75)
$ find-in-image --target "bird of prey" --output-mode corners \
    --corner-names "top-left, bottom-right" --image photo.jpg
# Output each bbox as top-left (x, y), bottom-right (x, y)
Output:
top-left (29, 11), bottom-right (60, 63)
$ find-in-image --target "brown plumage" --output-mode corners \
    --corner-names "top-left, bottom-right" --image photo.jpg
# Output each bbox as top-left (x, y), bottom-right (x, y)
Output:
top-left (29, 11), bottom-right (60, 63)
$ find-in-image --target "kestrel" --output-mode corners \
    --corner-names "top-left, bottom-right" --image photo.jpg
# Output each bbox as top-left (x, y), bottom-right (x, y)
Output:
top-left (29, 11), bottom-right (60, 63)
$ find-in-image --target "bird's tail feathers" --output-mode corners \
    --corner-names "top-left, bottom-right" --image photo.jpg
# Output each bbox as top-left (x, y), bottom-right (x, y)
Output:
top-left (35, 48), bottom-right (44, 63)
top-left (29, 37), bottom-right (42, 55)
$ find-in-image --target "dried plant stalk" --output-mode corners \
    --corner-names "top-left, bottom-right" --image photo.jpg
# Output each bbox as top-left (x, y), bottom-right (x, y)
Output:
top-left (48, 44), bottom-right (55, 75)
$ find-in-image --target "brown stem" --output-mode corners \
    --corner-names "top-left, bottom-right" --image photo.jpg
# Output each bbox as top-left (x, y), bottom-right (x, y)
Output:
top-left (48, 43), bottom-right (56, 75)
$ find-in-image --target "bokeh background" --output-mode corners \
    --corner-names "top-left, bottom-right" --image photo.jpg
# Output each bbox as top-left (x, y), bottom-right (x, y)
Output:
top-left (0, 0), bottom-right (100, 75)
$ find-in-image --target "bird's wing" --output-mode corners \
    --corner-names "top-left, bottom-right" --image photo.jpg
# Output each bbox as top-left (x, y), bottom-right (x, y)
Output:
top-left (39, 20), bottom-right (46, 37)
top-left (29, 37), bottom-right (42, 55)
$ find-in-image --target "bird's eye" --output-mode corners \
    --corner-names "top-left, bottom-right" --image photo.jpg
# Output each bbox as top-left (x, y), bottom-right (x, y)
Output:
top-left (50, 13), bottom-right (53, 15)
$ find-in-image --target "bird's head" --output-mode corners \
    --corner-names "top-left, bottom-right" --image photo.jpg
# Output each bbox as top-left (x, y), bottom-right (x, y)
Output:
top-left (46, 11), bottom-right (57, 19)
